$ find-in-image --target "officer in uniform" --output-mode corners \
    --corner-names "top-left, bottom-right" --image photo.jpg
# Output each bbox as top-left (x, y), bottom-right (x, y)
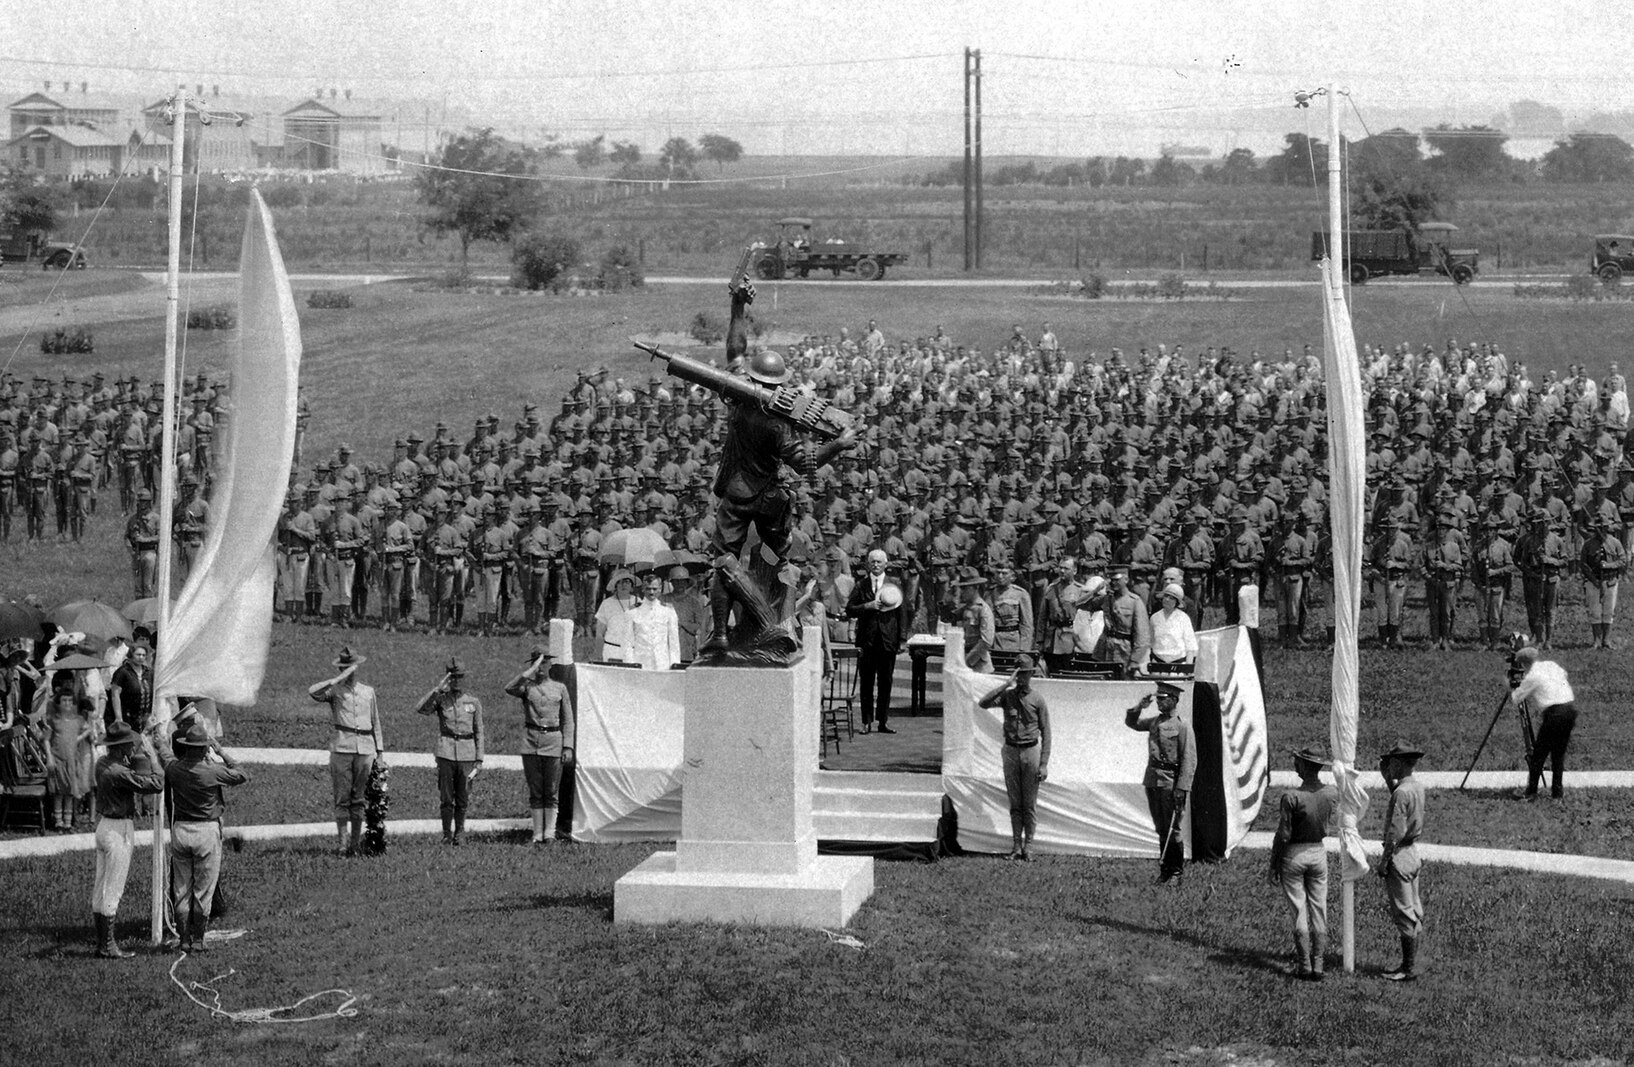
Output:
top-left (1274, 516), bottom-right (1315, 646)
top-left (1124, 680), bottom-right (1195, 884)
top-left (955, 566), bottom-right (995, 672)
top-left (505, 647), bottom-right (576, 845)
top-left (415, 657), bottom-right (484, 845)
top-left (328, 491), bottom-right (367, 626)
top-left (988, 563), bottom-right (1034, 657)
top-left (1423, 510), bottom-right (1465, 650)
top-left (1268, 746), bottom-right (1336, 980)
top-left (1376, 740), bottom-right (1426, 982)
top-left (378, 499), bottom-right (414, 631)
top-left (664, 565), bottom-right (709, 662)
top-left (976, 652), bottom-right (1051, 861)
top-left (1097, 563), bottom-right (1152, 676)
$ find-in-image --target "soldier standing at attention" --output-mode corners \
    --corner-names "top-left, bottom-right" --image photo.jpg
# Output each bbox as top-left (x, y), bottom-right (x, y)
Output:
top-left (1268, 747), bottom-right (1336, 980)
top-left (1376, 740), bottom-right (1427, 982)
top-left (1125, 680), bottom-right (1194, 884)
top-left (416, 657), bottom-right (484, 845)
top-left (1098, 563), bottom-right (1152, 676)
top-left (1581, 515), bottom-right (1627, 650)
top-left (976, 653), bottom-right (1050, 862)
top-left (1472, 513), bottom-right (1515, 650)
top-left (506, 647), bottom-right (576, 845)
top-left (989, 563), bottom-right (1034, 658)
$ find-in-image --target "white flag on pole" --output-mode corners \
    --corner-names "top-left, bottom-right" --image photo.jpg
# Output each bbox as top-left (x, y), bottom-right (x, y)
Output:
top-left (156, 190), bottom-right (301, 705)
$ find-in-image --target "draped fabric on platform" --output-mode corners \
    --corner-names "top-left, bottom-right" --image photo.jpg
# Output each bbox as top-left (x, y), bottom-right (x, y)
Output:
top-left (1320, 258), bottom-right (1372, 881)
top-left (156, 191), bottom-right (301, 707)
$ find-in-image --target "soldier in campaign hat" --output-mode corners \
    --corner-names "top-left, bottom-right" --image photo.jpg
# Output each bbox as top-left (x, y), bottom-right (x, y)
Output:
top-left (506, 647), bottom-right (577, 844)
top-left (309, 646), bottom-right (384, 856)
top-left (1376, 740), bottom-right (1427, 981)
top-left (415, 656), bottom-right (484, 845)
top-left (1268, 746), bottom-right (1336, 980)
top-left (976, 652), bottom-right (1051, 861)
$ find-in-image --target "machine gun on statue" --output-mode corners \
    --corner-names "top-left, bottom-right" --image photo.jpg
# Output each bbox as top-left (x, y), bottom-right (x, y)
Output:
top-left (633, 342), bottom-right (854, 442)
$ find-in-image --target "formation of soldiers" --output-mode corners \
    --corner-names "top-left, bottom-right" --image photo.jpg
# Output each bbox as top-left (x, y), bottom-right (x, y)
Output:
top-left (257, 325), bottom-right (1632, 657)
top-left (0, 372), bottom-right (225, 564)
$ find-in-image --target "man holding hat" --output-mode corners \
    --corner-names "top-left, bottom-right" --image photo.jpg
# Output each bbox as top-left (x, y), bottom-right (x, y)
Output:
top-left (1376, 739), bottom-right (1427, 981)
top-left (309, 646), bottom-right (384, 856)
top-left (976, 652), bottom-right (1051, 861)
top-left (846, 548), bottom-right (907, 734)
top-left (506, 647), bottom-right (577, 844)
top-left (1268, 747), bottom-right (1336, 980)
top-left (1509, 646), bottom-right (1578, 799)
top-left (415, 657), bottom-right (485, 845)
top-left (161, 719), bottom-right (249, 952)
top-left (1125, 680), bottom-right (1195, 884)
top-left (89, 721), bottom-right (165, 958)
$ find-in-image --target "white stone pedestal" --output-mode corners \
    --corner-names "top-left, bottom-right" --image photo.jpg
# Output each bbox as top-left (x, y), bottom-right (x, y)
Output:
top-left (614, 629), bottom-right (874, 927)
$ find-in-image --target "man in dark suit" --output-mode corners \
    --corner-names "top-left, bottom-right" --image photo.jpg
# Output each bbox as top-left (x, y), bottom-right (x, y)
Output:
top-left (846, 548), bottom-right (907, 734)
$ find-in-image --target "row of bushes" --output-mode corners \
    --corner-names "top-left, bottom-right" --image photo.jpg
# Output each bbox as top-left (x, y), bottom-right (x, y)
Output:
top-left (1036, 273), bottom-right (1240, 301)
top-left (40, 327), bottom-right (92, 354)
top-left (510, 235), bottom-right (645, 292)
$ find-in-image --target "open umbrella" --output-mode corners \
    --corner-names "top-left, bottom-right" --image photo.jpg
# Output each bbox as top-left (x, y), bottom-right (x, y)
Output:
top-left (48, 599), bottom-right (132, 642)
top-left (598, 527), bottom-right (672, 569)
top-left (0, 601), bottom-right (44, 641)
top-left (122, 598), bottom-right (162, 626)
top-left (43, 652), bottom-right (108, 672)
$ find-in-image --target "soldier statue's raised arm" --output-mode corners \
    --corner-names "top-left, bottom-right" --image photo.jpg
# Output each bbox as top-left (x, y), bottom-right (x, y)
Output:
top-left (637, 250), bottom-right (857, 664)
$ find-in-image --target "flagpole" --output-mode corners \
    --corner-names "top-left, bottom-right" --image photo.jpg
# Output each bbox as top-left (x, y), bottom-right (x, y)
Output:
top-left (1323, 80), bottom-right (1359, 976)
top-left (151, 87), bottom-right (187, 947)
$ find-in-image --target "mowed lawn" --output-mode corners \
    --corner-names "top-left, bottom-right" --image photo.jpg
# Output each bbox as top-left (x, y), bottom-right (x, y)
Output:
top-left (4, 837), bottom-right (1632, 1067)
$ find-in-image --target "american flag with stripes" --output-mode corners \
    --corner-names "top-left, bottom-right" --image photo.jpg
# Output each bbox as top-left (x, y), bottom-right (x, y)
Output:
top-left (1215, 628), bottom-right (1269, 832)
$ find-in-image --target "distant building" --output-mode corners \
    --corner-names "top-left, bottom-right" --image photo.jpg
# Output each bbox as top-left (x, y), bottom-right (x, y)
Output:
top-left (283, 96), bottom-right (386, 174)
top-left (140, 92), bottom-right (267, 174)
top-left (7, 87), bottom-right (130, 140)
top-left (3, 123), bottom-right (168, 179)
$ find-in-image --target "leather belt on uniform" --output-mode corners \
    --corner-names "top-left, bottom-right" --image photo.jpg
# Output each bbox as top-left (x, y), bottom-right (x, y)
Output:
top-left (1005, 738), bottom-right (1039, 749)
top-left (440, 730), bottom-right (476, 740)
top-left (335, 724), bottom-right (374, 735)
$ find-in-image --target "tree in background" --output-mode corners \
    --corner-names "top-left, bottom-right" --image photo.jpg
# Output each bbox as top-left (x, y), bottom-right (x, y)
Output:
top-left (1213, 148), bottom-right (1259, 186)
top-left (609, 140), bottom-right (642, 167)
top-left (0, 162), bottom-right (60, 239)
top-left (1348, 128), bottom-right (1422, 181)
top-left (1424, 125), bottom-right (1513, 182)
top-left (699, 134), bottom-right (744, 172)
top-left (1148, 153), bottom-right (1195, 187)
top-left (1109, 156), bottom-right (1145, 186)
top-left (1265, 133), bottom-right (1327, 186)
top-left (1541, 133), bottom-right (1634, 183)
top-left (574, 135), bottom-right (606, 170)
top-left (416, 128), bottom-right (540, 269)
top-left (1351, 173), bottom-right (1448, 231)
top-left (660, 137), bottom-right (699, 179)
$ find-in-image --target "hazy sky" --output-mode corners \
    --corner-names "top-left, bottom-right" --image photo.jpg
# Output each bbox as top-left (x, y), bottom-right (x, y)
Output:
top-left (6, 0), bottom-right (1625, 156)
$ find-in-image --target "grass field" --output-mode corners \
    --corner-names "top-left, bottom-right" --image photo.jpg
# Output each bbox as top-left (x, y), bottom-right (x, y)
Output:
top-left (4, 837), bottom-right (1632, 1067)
top-left (6, 272), bottom-right (1634, 1063)
top-left (37, 169), bottom-right (1634, 276)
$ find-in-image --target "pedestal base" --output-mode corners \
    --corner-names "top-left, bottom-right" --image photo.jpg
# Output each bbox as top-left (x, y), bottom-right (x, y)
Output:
top-left (614, 850), bottom-right (874, 928)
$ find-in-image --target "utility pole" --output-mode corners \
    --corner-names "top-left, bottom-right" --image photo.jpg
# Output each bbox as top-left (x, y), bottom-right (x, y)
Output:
top-left (974, 48), bottom-right (983, 271)
top-left (963, 48), bottom-right (973, 272)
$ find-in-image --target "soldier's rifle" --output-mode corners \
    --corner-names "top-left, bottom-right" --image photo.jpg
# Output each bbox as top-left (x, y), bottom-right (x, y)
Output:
top-left (634, 342), bottom-right (853, 442)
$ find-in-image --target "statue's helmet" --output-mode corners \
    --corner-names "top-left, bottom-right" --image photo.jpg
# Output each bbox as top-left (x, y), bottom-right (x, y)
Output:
top-left (747, 350), bottom-right (791, 386)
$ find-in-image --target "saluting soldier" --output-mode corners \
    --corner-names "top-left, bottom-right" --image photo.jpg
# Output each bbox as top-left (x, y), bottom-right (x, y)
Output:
top-left (1124, 680), bottom-right (1195, 884)
top-left (505, 647), bottom-right (576, 845)
top-left (415, 657), bottom-right (484, 846)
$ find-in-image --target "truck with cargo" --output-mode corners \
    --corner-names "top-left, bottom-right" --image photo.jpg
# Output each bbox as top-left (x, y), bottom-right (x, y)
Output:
top-left (1310, 222), bottom-right (1477, 284)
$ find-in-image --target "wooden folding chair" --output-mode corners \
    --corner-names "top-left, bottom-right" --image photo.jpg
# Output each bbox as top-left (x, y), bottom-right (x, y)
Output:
top-left (822, 644), bottom-right (859, 755)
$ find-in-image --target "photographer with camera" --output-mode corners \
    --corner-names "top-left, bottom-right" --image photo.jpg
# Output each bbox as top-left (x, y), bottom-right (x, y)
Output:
top-left (1508, 646), bottom-right (1578, 801)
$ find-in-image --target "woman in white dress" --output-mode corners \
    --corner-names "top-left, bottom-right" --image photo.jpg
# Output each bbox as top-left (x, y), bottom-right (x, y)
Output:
top-left (627, 572), bottom-right (681, 670)
top-left (1150, 583), bottom-right (1199, 666)
top-left (594, 570), bottom-right (639, 662)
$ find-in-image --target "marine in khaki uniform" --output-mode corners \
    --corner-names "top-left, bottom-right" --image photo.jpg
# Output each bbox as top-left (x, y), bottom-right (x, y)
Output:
top-left (415, 657), bottom-right (485, 845)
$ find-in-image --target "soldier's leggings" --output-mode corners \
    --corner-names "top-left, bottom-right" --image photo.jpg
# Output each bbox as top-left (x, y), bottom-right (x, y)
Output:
top-left (1585, 579), bottom-right (1620, 626)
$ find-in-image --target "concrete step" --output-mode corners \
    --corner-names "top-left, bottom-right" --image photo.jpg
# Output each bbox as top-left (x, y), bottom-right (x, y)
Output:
top-left (814, 810), bottom-right (942, 843)
top-left (813, 770), bottom-right (944, 841)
